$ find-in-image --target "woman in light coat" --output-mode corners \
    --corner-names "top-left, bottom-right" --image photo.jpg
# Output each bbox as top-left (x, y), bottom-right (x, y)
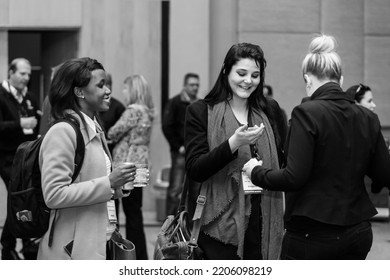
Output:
top-left (38, 57), bottom-right (136, 259)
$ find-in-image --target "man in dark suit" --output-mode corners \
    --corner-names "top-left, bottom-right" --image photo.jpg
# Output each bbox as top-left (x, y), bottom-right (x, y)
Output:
top-left (0, 58), bottom-right (40, 259)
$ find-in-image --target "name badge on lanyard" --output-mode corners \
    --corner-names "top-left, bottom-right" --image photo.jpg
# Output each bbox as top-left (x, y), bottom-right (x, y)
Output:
top-left (242, 169), bottom-right (263, 195)
top-left (107, 200), bottom-right (118, 223)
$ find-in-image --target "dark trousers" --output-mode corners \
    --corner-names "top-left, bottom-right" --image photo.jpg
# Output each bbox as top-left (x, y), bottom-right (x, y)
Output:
top-left (280, 220), bottom-right (373, 260)
top-left (1, 153), bottom-right (37, 259)
top-left (166, 151), bottom-right (185, 216)
top-left (0, 153), bottom-right (17, 252)
top-left (122, 187), bottom-right (148, 260)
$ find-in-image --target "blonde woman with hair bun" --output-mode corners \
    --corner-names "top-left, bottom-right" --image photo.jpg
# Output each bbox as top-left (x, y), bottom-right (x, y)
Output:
top-left (108, 74), bottom-right (154, 260)
top-left (244, 34), bottom-right (390, 259)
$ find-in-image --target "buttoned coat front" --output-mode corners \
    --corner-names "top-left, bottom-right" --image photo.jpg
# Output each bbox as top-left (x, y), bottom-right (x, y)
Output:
top-left (37, 113), bottom-right (116, 260)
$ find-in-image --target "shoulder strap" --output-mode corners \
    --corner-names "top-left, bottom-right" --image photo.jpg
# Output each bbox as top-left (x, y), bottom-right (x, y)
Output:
top-left (177, 176), bottom-right (206, 250)
top-left (48, 117), bottom-right (85, 247)
top-left (188, 185), bottom-right (206, 248)
top-left (59, 118), bottom-right (85, 180)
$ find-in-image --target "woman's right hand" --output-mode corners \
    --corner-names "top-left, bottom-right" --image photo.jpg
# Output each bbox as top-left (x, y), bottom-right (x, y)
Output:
top-left (109, 162), bottom-right (137, 189)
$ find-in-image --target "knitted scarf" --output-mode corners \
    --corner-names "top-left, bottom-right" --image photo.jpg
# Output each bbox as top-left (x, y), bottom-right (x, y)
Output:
top-left (202, 101), bottom-right (284, 259)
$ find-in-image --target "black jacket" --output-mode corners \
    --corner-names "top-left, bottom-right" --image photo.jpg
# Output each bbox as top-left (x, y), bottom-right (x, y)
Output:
top-left (251, 82), bottom-right (390, 226)
top-left (99, 97), bottom-right (126, 133)
top-left (0, 85), bottom-right (40, 154)
top-left (98, 97), bottom-right (126, 153)
top-left (162, 93), bottom-right (192, 152)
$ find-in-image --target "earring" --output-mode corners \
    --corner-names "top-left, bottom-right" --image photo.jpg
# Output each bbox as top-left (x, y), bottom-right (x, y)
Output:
top-left (75, 88), bottom-right (85, 99)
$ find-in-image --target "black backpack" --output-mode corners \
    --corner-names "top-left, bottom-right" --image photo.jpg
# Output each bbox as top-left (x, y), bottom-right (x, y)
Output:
top-left (7, 117), bottom-right (85, 245)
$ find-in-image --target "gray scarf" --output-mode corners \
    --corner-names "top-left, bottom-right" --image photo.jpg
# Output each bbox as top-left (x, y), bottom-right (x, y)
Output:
top-left (202, 101), bottom-right (284, 259)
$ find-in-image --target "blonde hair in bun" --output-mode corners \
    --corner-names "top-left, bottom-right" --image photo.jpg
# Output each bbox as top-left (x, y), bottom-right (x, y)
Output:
top-left (302, 34), bottom-right (342, 82)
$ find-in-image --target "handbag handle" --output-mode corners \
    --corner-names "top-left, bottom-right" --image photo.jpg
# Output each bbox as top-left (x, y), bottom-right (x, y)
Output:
top-left (177, 174), bottom-right (190, 213)
top-left (176, 175), bottom-right (206, 250)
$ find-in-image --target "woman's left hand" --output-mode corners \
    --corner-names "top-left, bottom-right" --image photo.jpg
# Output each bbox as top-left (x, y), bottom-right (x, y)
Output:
top-left (243, 158), bottom-right (263, 178)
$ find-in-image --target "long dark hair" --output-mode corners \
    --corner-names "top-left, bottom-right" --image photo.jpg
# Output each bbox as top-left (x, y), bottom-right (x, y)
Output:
top-left (205, 43), bottom-right (283, 151)
top-left (49, 57), bottom-right (105, 127)
top-left (205, 43), bottom-right (267, 109)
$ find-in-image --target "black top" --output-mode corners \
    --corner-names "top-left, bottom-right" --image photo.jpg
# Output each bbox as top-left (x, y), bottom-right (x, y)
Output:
top-left (251, 82), bottom-right (390, 226)
top-left (98, 97), bottom-right (125, 153)
top-left (99, 97), bottom-right (125, 133)
top-left (0, 85), bottom-right (40, 153)
top-left (38, 96), bottom-right (52, 135)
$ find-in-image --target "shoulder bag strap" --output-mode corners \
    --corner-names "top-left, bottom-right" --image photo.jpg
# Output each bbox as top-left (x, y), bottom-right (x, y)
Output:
top-left (188, 184), bottom-right (206, 248)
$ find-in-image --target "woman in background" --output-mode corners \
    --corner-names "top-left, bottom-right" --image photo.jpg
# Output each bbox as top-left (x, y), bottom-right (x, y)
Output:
top-left (244, 34), bottom-right (390, 259)
top-left (346, 83), bottom-right (376, 111)
top-left (108, 74), bottom-right (154, 260)
top-left (39, 57), bottom-right (136, 259)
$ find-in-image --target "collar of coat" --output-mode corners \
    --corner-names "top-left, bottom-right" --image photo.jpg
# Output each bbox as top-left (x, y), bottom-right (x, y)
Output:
top-left (310, 82), bottom-right (354, 103)
top-left (65, 110), bottom-right (99, 143)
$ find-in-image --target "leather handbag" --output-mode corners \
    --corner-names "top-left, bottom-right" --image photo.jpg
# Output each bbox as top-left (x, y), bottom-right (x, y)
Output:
top-left (107, 230), bottom-right (136, 260)
top-left (153, 180), bottom-right (206, 260)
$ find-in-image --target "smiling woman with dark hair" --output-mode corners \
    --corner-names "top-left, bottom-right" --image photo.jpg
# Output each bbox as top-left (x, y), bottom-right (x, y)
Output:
top-left (185, 43), bottom-right (286, 260)
top-left (38, 57), bottom-right (137, 259)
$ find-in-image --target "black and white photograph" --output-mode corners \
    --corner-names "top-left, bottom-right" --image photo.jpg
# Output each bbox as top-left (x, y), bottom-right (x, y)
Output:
top-left (0, 0), bottom-right (389, 279)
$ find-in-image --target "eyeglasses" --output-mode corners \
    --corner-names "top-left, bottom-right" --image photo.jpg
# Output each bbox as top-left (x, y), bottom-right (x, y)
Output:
top-left (188, 83), bottom-right (199, 87)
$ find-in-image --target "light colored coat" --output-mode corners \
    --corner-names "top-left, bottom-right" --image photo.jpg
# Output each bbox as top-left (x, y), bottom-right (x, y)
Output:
top-left (38, 113), bottom-right (120, 260)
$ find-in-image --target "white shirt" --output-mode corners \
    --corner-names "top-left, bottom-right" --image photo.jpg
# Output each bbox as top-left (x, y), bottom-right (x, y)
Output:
top-left (1, 80), bottom-right (27, 104)
top-left (80, 112), bottom-right (116, 240)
